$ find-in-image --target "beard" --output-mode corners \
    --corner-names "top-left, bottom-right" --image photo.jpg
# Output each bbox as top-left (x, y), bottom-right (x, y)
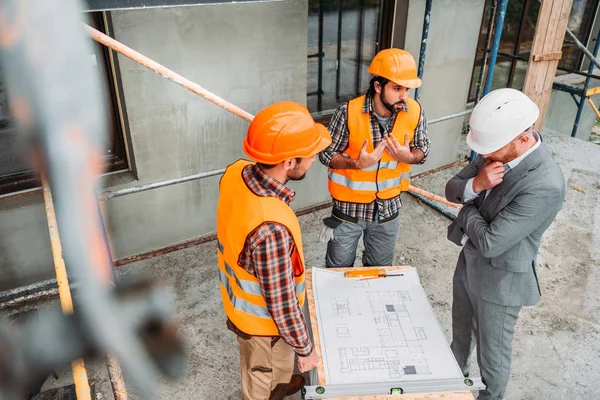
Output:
top-left (288, 171), bottom-right (307, 182)
top-left (286, 167), bottom-right (307, 182)
top-left (488, 143), bottom-right (519, 164)
top-left (380, 90), bottom-right (405, 114)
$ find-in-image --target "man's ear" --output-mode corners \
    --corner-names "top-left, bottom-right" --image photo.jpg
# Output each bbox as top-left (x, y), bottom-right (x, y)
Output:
top-left (282, 158), bottom-right (295, 171)
top-left (374, 81), bottom-right (382, 94)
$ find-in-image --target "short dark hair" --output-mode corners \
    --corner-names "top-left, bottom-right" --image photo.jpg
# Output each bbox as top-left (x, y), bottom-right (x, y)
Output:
top-left (366, 76), bottom-right (390, 97)
top-left (256, 163), bottom-right (276, 170)
top-left (256, 158), bottom-right (302, 170)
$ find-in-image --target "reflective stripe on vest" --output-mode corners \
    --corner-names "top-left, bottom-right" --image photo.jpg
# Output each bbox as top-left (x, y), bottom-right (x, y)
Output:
top-left (219, 243), bottom-right (306, 297)
top-left (328, 170), bottom-right (411, 191)
top-left (219, 269), bottom-right (271, 319)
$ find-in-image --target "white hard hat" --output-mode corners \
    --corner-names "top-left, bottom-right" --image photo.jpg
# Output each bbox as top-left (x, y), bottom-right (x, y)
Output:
top-left (467, 88), bottom-right (539, 154)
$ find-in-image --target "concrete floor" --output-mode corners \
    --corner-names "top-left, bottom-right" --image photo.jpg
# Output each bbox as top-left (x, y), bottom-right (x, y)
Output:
top-left (13, 129), bottom-right (600, 399)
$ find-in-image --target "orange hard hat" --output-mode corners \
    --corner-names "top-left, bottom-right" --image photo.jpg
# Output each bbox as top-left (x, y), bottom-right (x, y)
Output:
top-left (243, 101), bottom-right (332, 164)
top-left (368, 48), bottom-right (422, 89)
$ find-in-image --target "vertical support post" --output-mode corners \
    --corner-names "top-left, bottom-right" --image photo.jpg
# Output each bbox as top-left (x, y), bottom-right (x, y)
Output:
top-left (97, 201), bottom-right (129, 399)
top-left (336, 0), bottom-right (343, 101)
top-left (474, 0), bottom-right (497, 102)
top-left (482, 0), bottom-right (509, 95)
top-left (375, 0), bottom-right (385, 53)
top-left (470, 0), bottom-right (509, 161)
top-left (572, 28), bottom-right (600, 137)
top-left (317, 0), bottom-right (324, 111)
top-left (415, 0), bottom-right (432, 101)
top-left (42, 180), bottom-right (93, 400)
top-left (355, 0), bottom-right (365, 96)
top-left (522, 0), bottom-right (574, 131)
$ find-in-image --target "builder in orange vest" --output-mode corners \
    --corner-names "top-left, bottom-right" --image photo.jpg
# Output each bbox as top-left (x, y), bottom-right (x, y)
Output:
top-left (319, 48), bottom-right (430, 267)
top-left (217, 102), bottom-right (331, 400)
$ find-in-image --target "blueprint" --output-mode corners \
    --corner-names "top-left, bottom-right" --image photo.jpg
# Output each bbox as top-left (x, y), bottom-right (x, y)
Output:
top-left (312, 267), bottom-right (463, 385)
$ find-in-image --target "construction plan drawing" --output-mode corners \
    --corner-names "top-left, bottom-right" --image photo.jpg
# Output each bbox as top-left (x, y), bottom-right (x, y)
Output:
top-left (312, 267), bottom-right (463, 385)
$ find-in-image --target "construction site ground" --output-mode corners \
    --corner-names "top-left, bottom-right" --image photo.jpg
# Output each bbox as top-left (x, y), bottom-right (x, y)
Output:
top-left (30, 129), bottom-right (600, 400)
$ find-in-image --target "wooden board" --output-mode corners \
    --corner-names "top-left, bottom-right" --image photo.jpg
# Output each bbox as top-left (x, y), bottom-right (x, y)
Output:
top-left (305, 266), bottom-right (474, 400)
top-left (522, 0), bottom-right (574, 130)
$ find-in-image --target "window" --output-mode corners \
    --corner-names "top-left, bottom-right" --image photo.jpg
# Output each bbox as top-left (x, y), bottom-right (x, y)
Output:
top-left (307, 0), bottom-right (394, 116)
top-left (0, 12), bottom-right (129, 196)
top-left (468, 0), bottom-right (600, 102)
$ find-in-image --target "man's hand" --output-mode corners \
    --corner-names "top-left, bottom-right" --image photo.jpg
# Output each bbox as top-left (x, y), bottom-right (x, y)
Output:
top-left (297, 350), bottom-right (318, 372)
top-left (384, 134), bottom-right (414, 164)
top-left (472, 159), bottom-right (505, 193)
top-left (356, 139), bottom-right (386, 169)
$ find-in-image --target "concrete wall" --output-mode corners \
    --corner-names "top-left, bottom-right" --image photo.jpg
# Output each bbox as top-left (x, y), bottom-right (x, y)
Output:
top-left (106, 0), bottom-right (327, 258)
top-left (400, 0), bottom-right (485, 172)
top-left (106, 0), bottom-right (321, 260)
top-left (0, 0), bottom-right (319, 284)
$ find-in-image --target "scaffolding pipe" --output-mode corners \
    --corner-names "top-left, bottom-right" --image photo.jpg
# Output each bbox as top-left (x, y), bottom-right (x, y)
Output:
top-left (101, 168), bottom-right (226, 200)
top-left (84, 24), bottom-right (254, 123)
top-left (482, 0), bottom-right (508, 95)
top-left (565, 28), bottom-right (600, 71)
top-left (107, 355), bottom-right (129, 400)
top-left (428, 109), bottom-right (472, 125)
top-left (475, 0), bottom-right (498, 102)
top-left (0, 279), bottom-right (57, 302)
top-left (408, 185), bottom-right (461, 209)
top-left (317, 0), bottom-right (324, 111)
top-left (0, 288), bottom-right (59, 310)
top-left (471, 0), bottom-right (508, 161)
top-left (407, 191), bottom-right (457, 221)
top-left (415, 0), bottom-right (432, 101)
top-left (42, 180), bottom-right (93, 400)
top-left (572, 27), bottom-right (600, 138)
top-left (335, 0), bottom-right (343, 101)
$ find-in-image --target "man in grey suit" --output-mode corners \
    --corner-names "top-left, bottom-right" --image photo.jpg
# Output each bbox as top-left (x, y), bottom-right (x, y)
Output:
top-left (445, 88), bottom-right (565, 400)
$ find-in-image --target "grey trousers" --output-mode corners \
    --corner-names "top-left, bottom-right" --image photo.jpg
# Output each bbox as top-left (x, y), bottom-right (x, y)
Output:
top-left (450, 258), bottom-right (521, 400)
top-left (325, 214), bottom-right (400, 268)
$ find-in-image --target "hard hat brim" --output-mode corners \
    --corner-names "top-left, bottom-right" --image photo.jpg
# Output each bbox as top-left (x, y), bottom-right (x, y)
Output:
top-left (466, 129), bottom-right (519, 155)
top-left (389, 77), bottom-right (422, 89)
top-left (242, 123), bottom-right (332, 165)
top-left (466, 130), bottom-right (503, 155)
top-left (312, 123), bottom-right (333, 155)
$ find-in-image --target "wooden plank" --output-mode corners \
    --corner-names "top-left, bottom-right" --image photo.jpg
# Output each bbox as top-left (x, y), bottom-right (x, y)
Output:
top-left (523, 0), bottom-right (573, 130)
top-left (523, 0), bottom-right (553, 109)
top-left (538, 0), bottom-right (573, 128)
top-left (305, 266), bottom-right (474, 400)
top-left (586, 87), bottom-right (600, 96)
top-left (587, 97), bottom-right (600, 119)
top-left (532, 51), bottom-right (562, 62)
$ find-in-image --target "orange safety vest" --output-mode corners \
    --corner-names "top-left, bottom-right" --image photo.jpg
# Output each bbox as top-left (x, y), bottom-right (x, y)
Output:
top-left (217, 159), bottom-right (306, 336)
top-left (328, 95), bottom-right (421, 203)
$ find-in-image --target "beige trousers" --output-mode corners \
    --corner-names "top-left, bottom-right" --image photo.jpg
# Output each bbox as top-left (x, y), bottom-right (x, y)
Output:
top-left (237, 336), bottom-right (295, 400)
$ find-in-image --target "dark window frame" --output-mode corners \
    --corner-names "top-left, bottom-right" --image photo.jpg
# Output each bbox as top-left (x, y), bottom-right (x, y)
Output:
top-left (307, 0), bottom-right (395, 125)
top-left (0, 11), bottom-right (130, 196)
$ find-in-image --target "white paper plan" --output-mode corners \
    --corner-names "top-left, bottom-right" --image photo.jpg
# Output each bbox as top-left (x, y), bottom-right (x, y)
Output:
top-left (312, 267), bottom-right (463, 385)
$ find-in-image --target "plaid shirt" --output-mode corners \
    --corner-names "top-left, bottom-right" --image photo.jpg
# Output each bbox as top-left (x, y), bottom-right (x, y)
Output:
top-left (319, 95), bottom-right (430, 222)
top-left (238, 164), bottom-right (313, 357)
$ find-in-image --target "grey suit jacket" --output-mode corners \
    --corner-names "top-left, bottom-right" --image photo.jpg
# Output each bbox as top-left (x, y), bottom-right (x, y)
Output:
top-left (446, 142), bottom-right (565, 307)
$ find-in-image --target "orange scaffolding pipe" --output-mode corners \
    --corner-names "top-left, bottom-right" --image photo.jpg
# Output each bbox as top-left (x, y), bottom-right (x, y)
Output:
top-left (408, 185), bottom-right (461, 209)
top-left (84, 24), bottom-right (254, 122)
top-left (42, 179), bottom-right (92, 400)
